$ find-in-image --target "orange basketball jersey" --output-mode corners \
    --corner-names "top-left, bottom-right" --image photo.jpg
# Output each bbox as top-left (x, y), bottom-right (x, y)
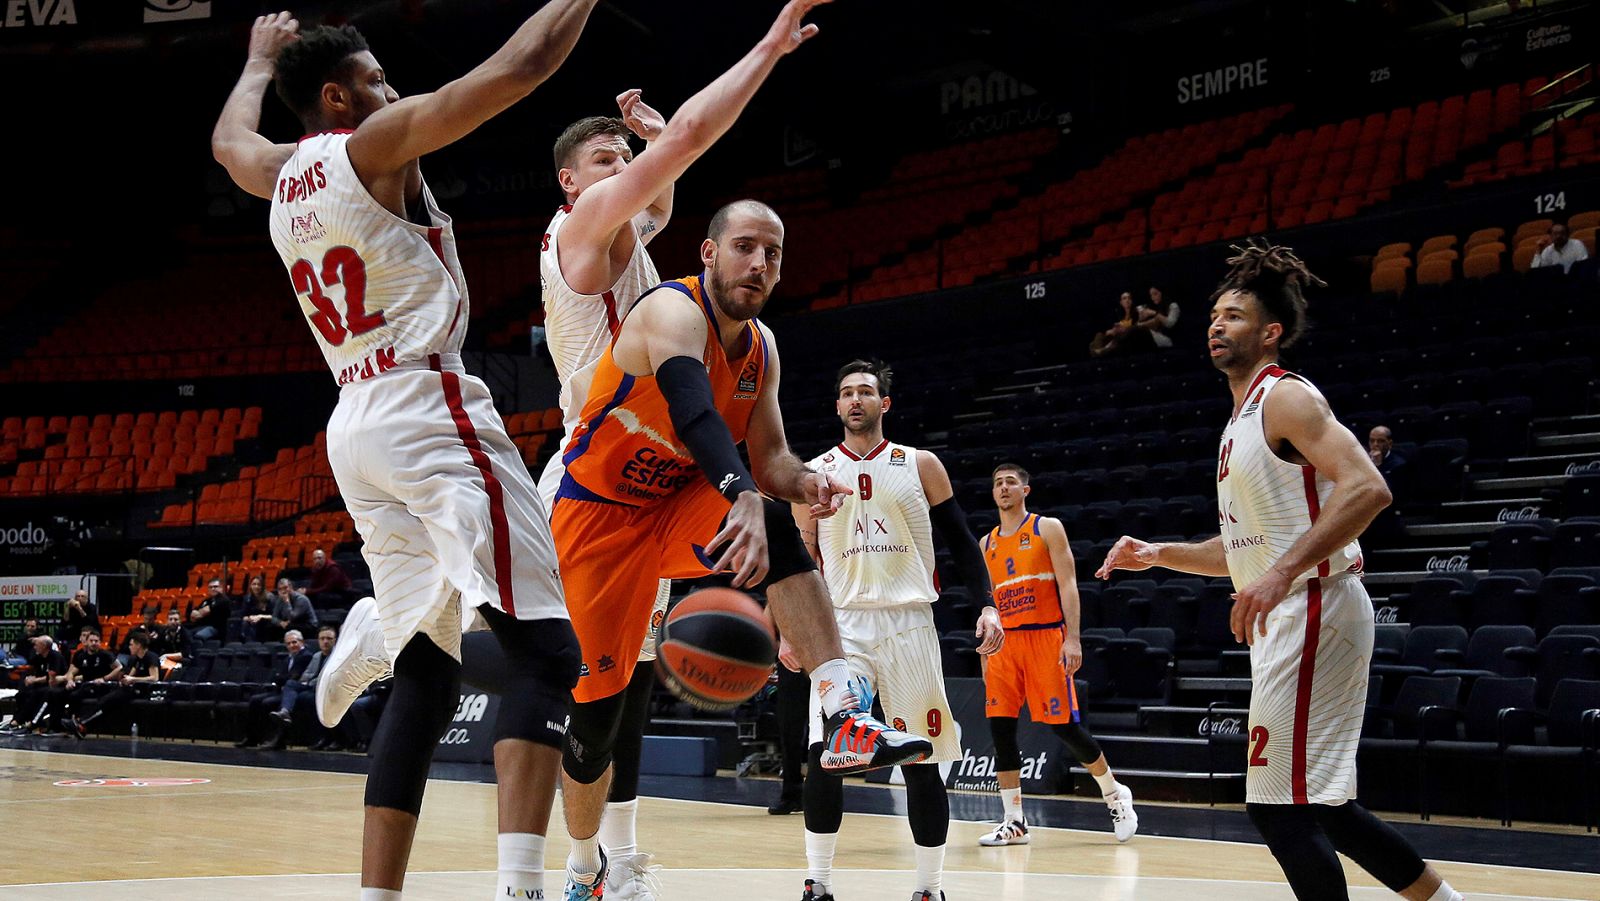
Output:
top-left (983, 513), bottom-right (1066, 629)
top-left (560, 274), bottom-right (768, 507)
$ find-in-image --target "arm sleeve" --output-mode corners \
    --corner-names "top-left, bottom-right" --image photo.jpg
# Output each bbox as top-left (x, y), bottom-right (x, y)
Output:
top-left (656, 355), bottom-right (759, 501)
top-left (928, 497), bottom-right (993, 606)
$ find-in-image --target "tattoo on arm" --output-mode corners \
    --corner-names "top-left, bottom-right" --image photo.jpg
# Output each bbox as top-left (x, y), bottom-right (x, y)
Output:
top-left (638, 219), bottom-right (658, 239)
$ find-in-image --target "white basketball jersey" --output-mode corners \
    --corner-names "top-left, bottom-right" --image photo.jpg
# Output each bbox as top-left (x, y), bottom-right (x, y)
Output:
top-left (808, 440), bottom-right (938, 610)
top-left (1217, 365), bottom-right (1363, 591)
top-left (539, 206), bottom-right (660, 426)
top-left (269, 132), bottom-right (468, 386)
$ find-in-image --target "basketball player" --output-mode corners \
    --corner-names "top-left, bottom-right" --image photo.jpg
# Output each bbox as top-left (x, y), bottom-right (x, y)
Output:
top-left (211, 7), bottom-right (600, 899)
top-left (978, 462), bottom-right (1137, 845)
top-left (1097, 242), bottom-right (1463, 901)
top-left (793, 359), bottom-right (1005, 901)
top-left (554, 196), bottom-right (934, 898)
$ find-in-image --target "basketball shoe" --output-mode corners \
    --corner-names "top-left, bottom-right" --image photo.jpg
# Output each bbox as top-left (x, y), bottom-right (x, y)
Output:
top-left (800, 878), bottom-right (834, 901)
top-left (977, 819), bottom-right (1030, 846)
top-left (564, 848), bottom-right (609, 901)
top-left (911, 892), bottom-right (946, 900)
top-left (315, 596), bottom-right (391, 728)
top-left (818, 676), bottom-right (933, 775)
top-left (604, 851), bottom-right (661, 900)
top-left (1107, 784), bottom-right (1139, 842)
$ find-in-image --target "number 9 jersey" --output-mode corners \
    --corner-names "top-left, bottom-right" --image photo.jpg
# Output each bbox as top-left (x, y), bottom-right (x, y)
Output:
top-left (269, 132), bottom-right (469, 387)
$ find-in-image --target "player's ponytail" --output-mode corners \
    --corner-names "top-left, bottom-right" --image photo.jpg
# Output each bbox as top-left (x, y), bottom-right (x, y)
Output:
top-left (1210, 239), bottom-right (1326, 349)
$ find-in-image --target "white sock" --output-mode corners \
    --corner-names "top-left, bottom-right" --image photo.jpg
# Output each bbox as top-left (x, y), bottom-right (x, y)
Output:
top-left (914, 843), bottom-right (946, 893)
top-left (1426, 882), bottom-right (1463, 901)
top-left (1093, 769), bottom-right (1119, 797)
top-left (1000, 786), bottom-right (1023, 823)
top-left (360, 890), bottom-right (402, 901)
top-left (805, 829), bottom-right (838, 890)
top-left (811, 659), bottom-right (853, 717)
top-left (599, 799), bottom-right (638, 859)
top-left (496, 832), bottom-right (545, 900)
top-left (567, 833), bottom-right (603, 882)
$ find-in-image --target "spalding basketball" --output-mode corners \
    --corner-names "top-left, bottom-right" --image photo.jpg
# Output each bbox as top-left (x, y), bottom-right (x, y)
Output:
top-left (655, 588), bottom-right (777, 712)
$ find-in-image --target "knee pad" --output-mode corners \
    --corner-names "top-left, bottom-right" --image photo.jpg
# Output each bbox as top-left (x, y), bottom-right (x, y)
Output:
top-left (1050, 722), bottom-right (1104, 765)
top-left (1315, 802), bottom-right (1426, 892)
top-left (477, 607), bottom-right (582, 749)
top-left (989, 716), bottom-right (1023, 772)
top-left (563, 691), bottom-right (627, 785)
top-left (365, 635), bottom-right (462, 815)
top-left (902, 763), bottom-right (950, 847)
top-left (608, 662), bottom-right (656, 804)
top-left (759, 498), bottom-right (818, 589)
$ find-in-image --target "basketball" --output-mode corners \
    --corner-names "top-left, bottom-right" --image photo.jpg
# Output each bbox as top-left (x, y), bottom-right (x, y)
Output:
top-left (654, 588), bottom-right (777, 712)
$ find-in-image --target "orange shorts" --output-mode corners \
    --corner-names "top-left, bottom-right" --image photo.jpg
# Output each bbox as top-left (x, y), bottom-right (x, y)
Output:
top-left (553, 479), bottom-right (730, 703)
top-left (983, 626), bottom-right (1080, 724)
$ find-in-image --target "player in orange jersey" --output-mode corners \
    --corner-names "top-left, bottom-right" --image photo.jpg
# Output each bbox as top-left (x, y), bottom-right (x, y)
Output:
top-left (551, 198), bottom-right (933, 899)
top-left (977, 463), bottom-right (1137, 845)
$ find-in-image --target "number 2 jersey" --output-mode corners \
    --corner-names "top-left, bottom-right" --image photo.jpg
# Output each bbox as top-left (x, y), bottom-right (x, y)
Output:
top-left (807, 441), bottom-right (938, 610)
top-left (1217, 364), bottom-right (1363, 591)
top-left (268, 131), bottom-right (469, 386)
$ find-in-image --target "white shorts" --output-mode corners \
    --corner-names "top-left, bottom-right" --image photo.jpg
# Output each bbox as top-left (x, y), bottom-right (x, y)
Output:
top-left (327, 355), bottom-right (567, 662)
top-left (537, 417), bottom-right (670, 663)
top-left (808, 603), bottom-right (960, 764)
top-left (1246, 573), bottom-right (1373, 805)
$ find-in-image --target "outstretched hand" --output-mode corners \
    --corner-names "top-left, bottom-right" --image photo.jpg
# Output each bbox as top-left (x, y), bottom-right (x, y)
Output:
top-left (805, 471), bottom-right (853, 520)
top-left (248, 11), bottom-right (300, 69)
top-left (615, 89), bottom-right (665, 142)
top-left (764, 0), bottom-right (830, 55)
top-left (1094, 535), bottom-right (1159, 580)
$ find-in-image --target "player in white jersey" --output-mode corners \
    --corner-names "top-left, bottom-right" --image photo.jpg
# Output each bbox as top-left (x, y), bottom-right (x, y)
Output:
top-left (1097, 242), bottom-right (1462, 901)
top-left (791, 359), bottom-right (1004, 901)
top-left (211, 8), bottom-right (600, 899)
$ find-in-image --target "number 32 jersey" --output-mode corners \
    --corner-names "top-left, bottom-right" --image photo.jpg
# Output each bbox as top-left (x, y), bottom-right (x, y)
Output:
top-left (268, 132), bottom-right (469, 387)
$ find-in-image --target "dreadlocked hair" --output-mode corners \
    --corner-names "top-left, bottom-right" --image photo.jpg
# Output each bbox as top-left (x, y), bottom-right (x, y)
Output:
top-left (1210, 239), bottom-right (1327, 349)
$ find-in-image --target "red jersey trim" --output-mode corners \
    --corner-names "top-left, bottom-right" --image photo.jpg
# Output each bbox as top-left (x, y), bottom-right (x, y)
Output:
top-left (1291, 577), bottom-right (1323, 804)
top-left (431, 354), bottom-right (516, 616)
top-left (298, 129), bottom-right (356, 142)
top-left (838, 439), bottom-right (889, 461)
top-left (1232, 364), bottom-right (1288, 422)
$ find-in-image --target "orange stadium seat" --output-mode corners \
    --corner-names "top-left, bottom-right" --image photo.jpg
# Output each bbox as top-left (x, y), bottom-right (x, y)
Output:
top-left (1568, 210), bottom-right (1600, 231)
top-left (1462, 252), bottom-right (1502, 279)
top-left (1464, 228), bottom-right (1505, 251)
top-left (1374, 242), bottom-right (1411, 262)
top-left (1417, 235), bottom-right (1457, 258)
top-left (1416, 258), bottom-right (1454, 285)
top-left (1370, 265), bottom-right (1408, 295)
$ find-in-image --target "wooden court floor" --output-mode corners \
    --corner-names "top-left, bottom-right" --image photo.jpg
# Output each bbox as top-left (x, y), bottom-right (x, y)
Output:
top-left (2, 748), bottom-right (1596, 899)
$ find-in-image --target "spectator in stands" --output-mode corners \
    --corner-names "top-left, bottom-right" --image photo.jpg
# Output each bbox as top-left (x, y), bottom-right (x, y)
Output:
top-left (293, 626), bottom-right (350, 751)
top-left (1368, 426), bottom-right (1408, 485)
top-left (305, 549), bottom-right (352, 607)
top-left (1135, 285), bottom-right (1180, 349)
top-left (1532, 221), bottom-right (1590, 273)
top-left (339, 678), bottom-right (394, 753)
top-left (188, 579), bottom-right (232, 643)
top-left (122, 609), bottom-right (161, 653)
top-left (56, 589), bottom-right (99, 643)
top-left (274, 577), bottom-right (319, 635)
top-left (3, 635), bottom-right (65, 733)
top-left (10, 618), bottom-right (42, 659)
top-left (235, 630), bottom-right (314, 749)
top-left (241, 575), bottom-right (282, 643)
top-left (69, 630), bottom-right (161, 738)
top-left (151, 608), bottom-right (191, 658)
top-left (1089, 291), bottom-right (1139, 358)
top-left (45, 629), bottom-right (121, 734)
top-left (1364, 426), bottom-right (1407, 551)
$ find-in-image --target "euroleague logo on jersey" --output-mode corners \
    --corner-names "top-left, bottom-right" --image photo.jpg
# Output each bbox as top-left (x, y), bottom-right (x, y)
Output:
top-left (55, 778), bottom-right (210, 788)
top-left (889, 448), bottom-right (907, 466)
top-left (737, 359), bottom-right (759, 396)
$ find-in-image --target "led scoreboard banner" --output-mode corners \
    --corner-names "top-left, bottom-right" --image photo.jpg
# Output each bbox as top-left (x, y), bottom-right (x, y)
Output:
top-left (0, 577), bottom-right (81, 648)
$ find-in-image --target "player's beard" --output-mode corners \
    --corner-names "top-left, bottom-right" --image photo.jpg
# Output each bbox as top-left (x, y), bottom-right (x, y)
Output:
top-left (843, 408), bottom-right (879, 435)
top-left (707, 263), bottom-right (767, 322)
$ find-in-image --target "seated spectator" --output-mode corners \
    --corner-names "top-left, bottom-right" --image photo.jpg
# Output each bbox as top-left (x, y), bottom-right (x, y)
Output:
top-left (1089, 291), bottom-right (1140, 358)
top-left (339, 677), bottom-right (393, 753)
top-left (122, 609), bottom-right (161, 654)
top-left (3, 635), bottom-right (65, 733)
top-left (56, 589), bottom-right (99, 644)
top-left (1532, 221), bottom-right (1590, 273)
top-left (188, 579), bottom-right (233, 643)
top-left (150, 608), bottom-right (192, 659)
top-left (1364, 425), bottom-right (1407, 550)
top-left (235, 630), bottom-right (314, 749)
top-left (43, 629), bottom-right (121, 735)
top-left (240, 575), bottom-right (282, 644)
top-left (69, 630), bottom-right (162, 738)
top-left (290, 625), bottom-right (350, 751)
top-left (10, 618), bottom-right (43, 660)
top-left (274, 577), bottom-right (319, 635)
top-left (305, 549), bottom-right (352, 607)
top-left (1136, 285), bottom-right (1180, 349)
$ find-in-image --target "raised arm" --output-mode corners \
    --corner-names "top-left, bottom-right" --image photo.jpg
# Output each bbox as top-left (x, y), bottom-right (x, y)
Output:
top-left (346, 0), bottom-right (600, 177)
top-left (917, 450), bottom-right (1003, 654)
top-left (558, 0), bottom-right (828, 262)
top-left (1230, 379), bottom-right (1391, 642)
top-left (211, 12), bottom-right (301, 199)
top-left (615, 89), bottom-right (673, 245)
